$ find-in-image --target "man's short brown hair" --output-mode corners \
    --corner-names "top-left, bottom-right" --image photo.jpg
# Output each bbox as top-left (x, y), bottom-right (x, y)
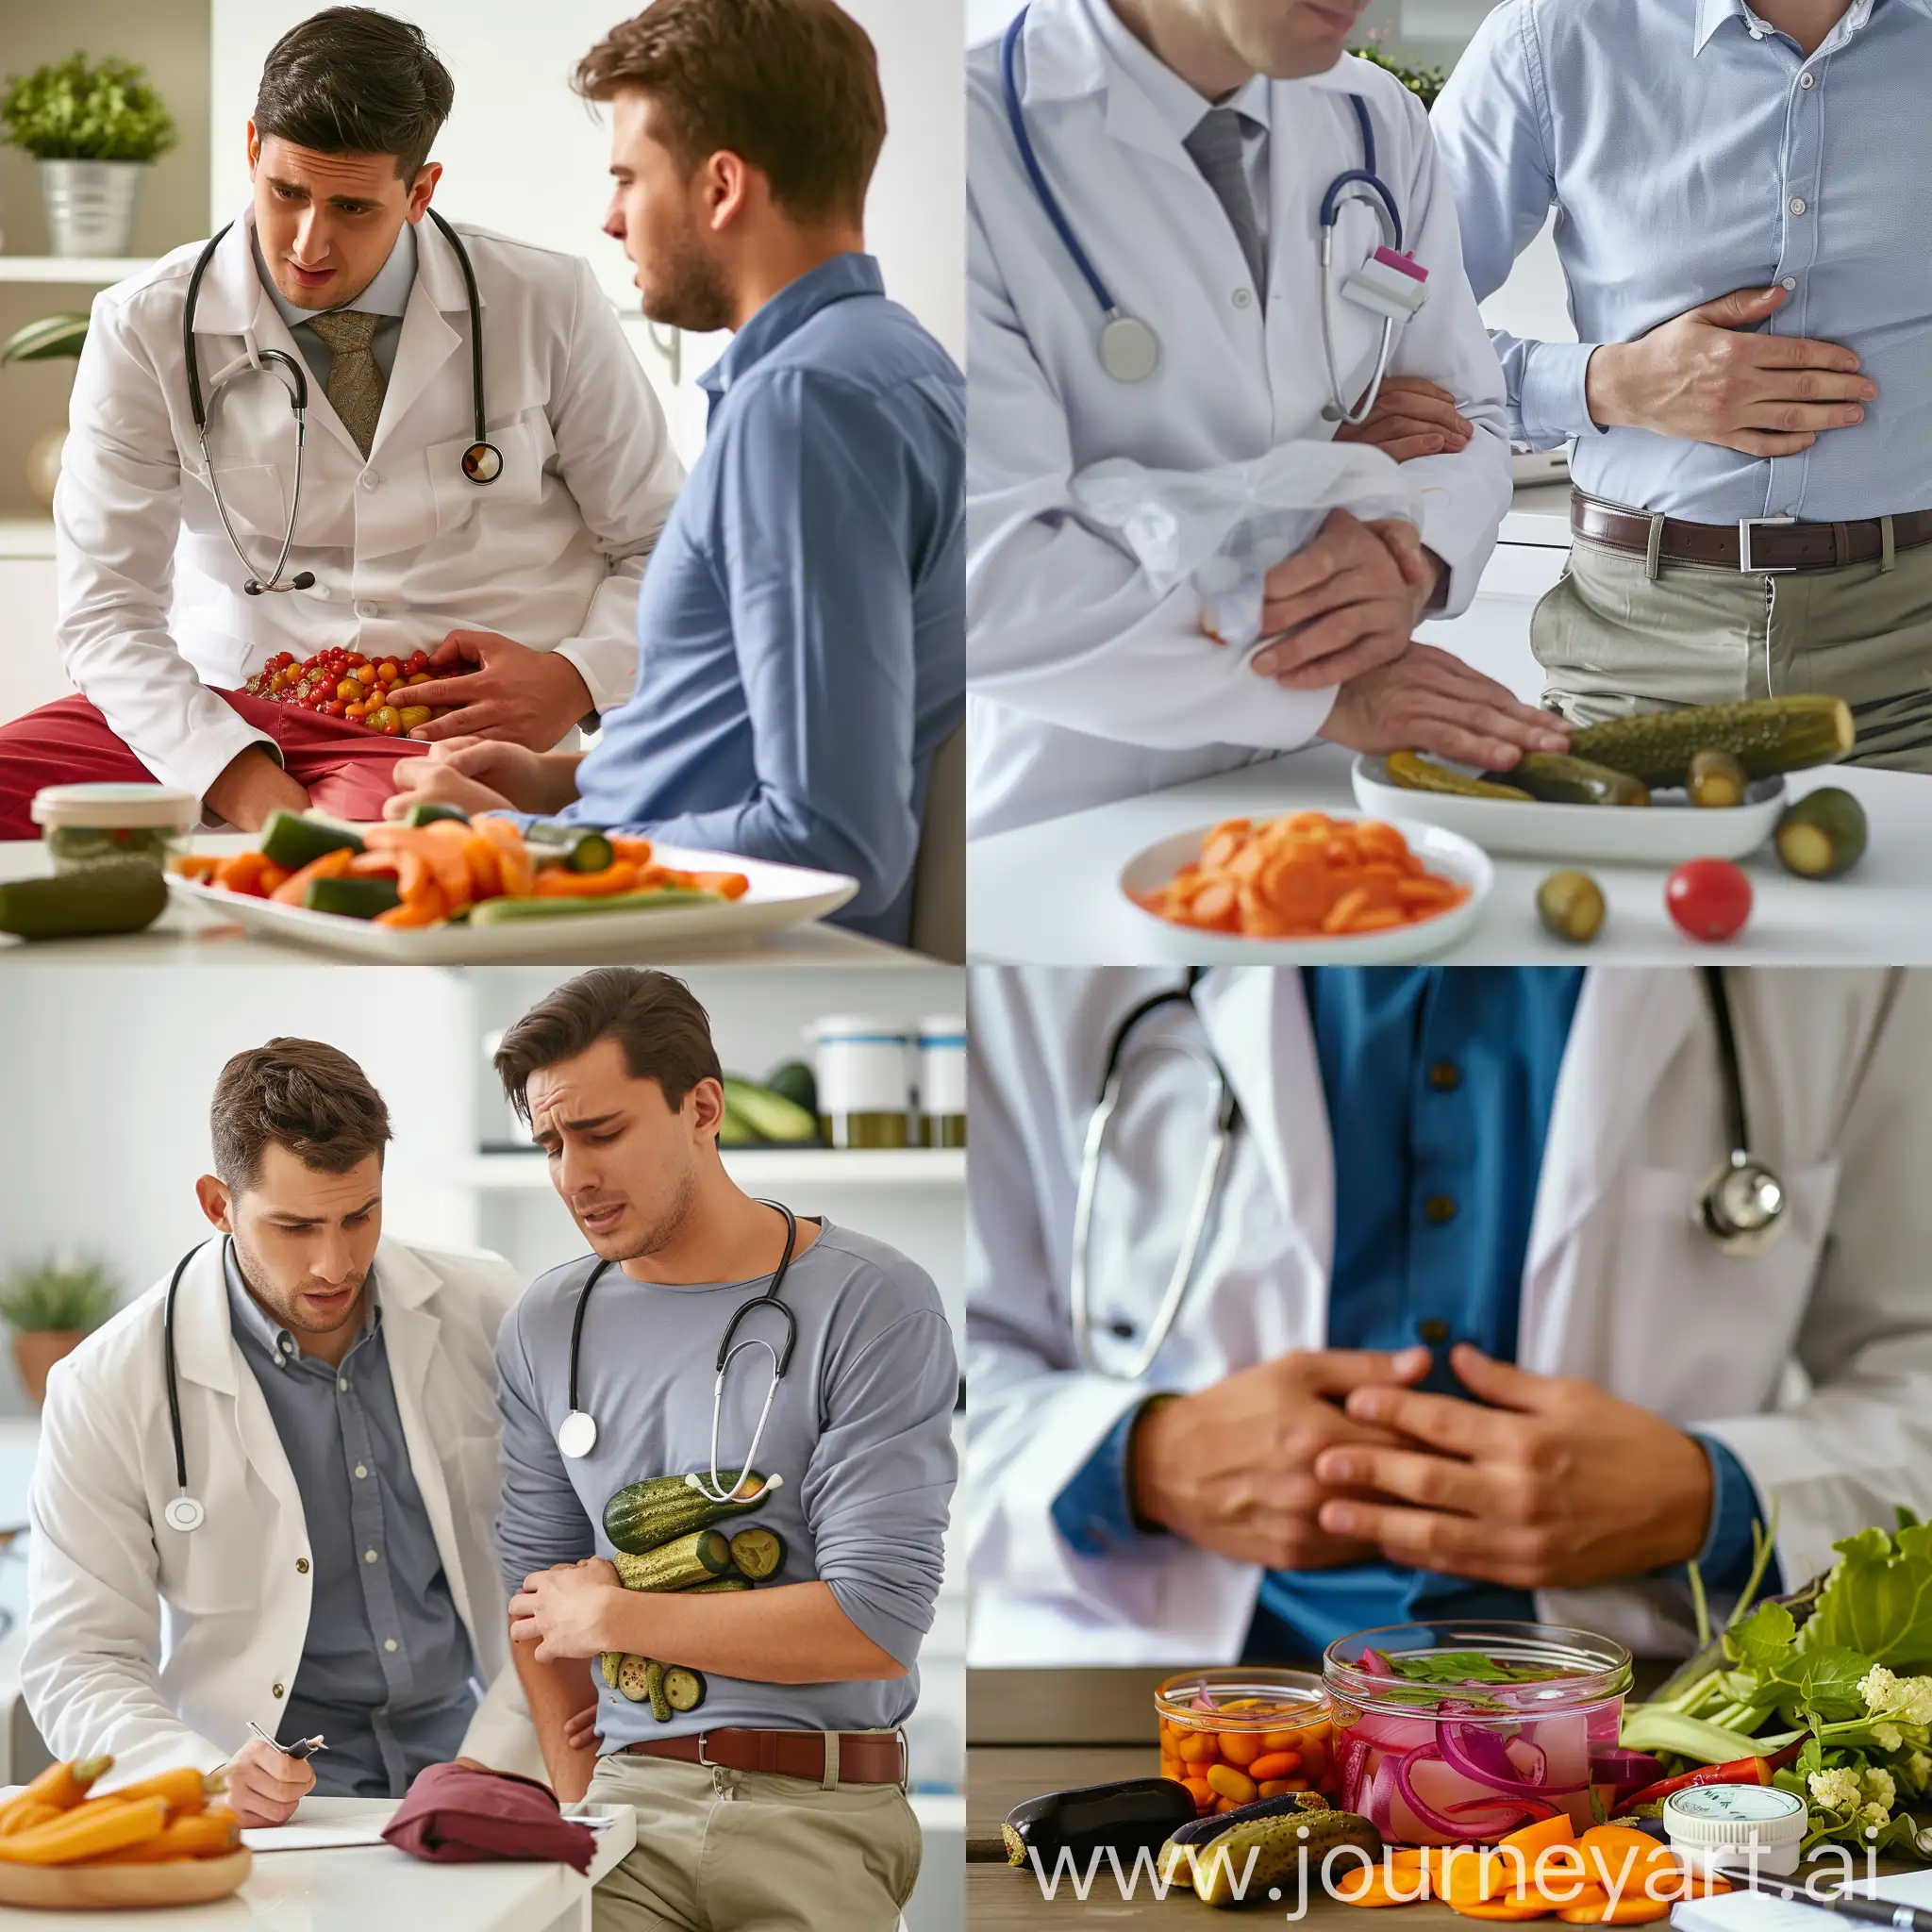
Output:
top-left (575, 0), bottom-right (886, 227)
top-left (210, 1040), bottom-right (393, 1193)
top-left (494, 969), bottom-right (724, 1124)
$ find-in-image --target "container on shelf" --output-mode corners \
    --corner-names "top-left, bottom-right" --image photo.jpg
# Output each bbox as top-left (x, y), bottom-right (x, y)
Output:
top-left (1155, 1666), bottom-right (1339, 1819)
top-left (1661, 1784), bottom-right (1806, 1878)
top-left (812, 1015), bottom-right (910, 1149)
top-left (30, 782), bottom-right (195, 873)
top-left (39, 160), bottom-right (145, 258)
top-left (1323, 1622), bottom-right (1631, 1845)
top-left (916, 1014), bottom-right (967, 1149)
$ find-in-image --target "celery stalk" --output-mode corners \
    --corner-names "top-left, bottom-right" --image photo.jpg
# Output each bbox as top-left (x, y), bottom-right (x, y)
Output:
top-left (1618, 1705), bottom-right (1802, 1763)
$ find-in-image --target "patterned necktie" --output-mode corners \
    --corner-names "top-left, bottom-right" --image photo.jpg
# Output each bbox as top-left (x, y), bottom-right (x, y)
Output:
top-left (1183, 106), bottom-right (1268, 302)
top-left (306, 308), bottom-right (386, 458)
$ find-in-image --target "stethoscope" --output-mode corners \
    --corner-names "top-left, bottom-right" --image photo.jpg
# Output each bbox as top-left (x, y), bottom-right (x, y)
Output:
top-left (999, 3), bottom-right (1408, 421)
top-left (1068, 969), bottom-right (1789, 1381)
top-left (557, 1202), bottom-right (799, 1507)
top-left (182, 207), bottom-right (502, 598)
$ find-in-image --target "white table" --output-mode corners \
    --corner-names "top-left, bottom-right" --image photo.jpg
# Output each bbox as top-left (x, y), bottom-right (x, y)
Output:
top-left (0, 839), bottom-right (911, 966)
top-left (0, 1795), bottom-right (635, 1931)
top-left (968, 742), bottom-right (1932, 964)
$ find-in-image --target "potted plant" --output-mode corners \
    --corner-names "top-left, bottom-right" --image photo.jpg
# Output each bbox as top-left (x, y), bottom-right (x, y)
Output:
top-left (0, 1257), bottom-right (117, 1406)
top-left (1, 311), bottom-right (88, 506)
top-left (0, 53), bottom-right (178, 258)
top-left (1349, 37), bottom-right (1449, 110)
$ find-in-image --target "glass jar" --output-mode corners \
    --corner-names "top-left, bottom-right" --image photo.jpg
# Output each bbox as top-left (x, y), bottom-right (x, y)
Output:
top-left (916, 1015), bottom-right (967, 1148)
top-left (1155, 1666), bottom-right (1339, 1819)
top-left (813, 1016), bottom-right (910, 1149)
top-left (1324, 1622), bottom-right (1631, 1846)
top-left (30, 783), bottom-right (197, 874)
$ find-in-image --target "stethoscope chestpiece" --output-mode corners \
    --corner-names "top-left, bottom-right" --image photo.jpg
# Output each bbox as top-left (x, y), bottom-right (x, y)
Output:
top-left (1696, 1153), bottom-right (1789, 1257)
top-left (164, 1494), bottom-right (206, 1533)
top-left (460, 441), bottom-right (503, 484)
top-left (1098, 313), bottom-right (1159, 385)
top-left (557, 1407), bottom-right (598, 1459)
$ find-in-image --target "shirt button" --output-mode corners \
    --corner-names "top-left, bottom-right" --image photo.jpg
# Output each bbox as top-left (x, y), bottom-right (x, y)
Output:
top-left (384, 1639), bottom-right (398, 1654)
top-left (295, 1557), bottom-right (309, 1574)
top-left (1232, 288), bottom-right (1253, 309)
top-left (1424, 1193), bottom-right (1458, 1225)
top-left (1426, 1060), bottom-right (1462, 1092)
top-left (339, 1378), bottom-right (349, 1392)
top-left (365, 1549), bottom-right (380, 1564)
top-left (1781, 276), bottom-right (1797, 290)
top-left (360, 471), bottom-right (380, 490)
top-left (1417, 1318), bottom-right (1452, 1344)
top-left (355, 1465), bottom-right (368, 1480)
top-left (1789, 196), bottom-right (1807, 215)
top-left (1799, 69), bottom-right (1816, 86)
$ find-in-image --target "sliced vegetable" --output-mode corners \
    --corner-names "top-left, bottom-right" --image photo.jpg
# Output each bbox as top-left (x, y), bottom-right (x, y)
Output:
top-left (1687, 751), bottom-right (1749, 809)
top-left (525, 824), bottom-right (618, 874)
top-left (467, 888), bottom-right (722, 924)
top-left (305, 875), bottom-right (403, 920)
top-left (615, 1654), bottom-right (653, 1704)
top-left (661, 1666), bottom-right (707, 1713)
top-left (727, 1525), bottom-right (786, 1580)
top-left (1774, 787), bottom-right (1866, 879)
top-left (402, 801), bottom-right (470, 827)
top-left (1387, 752), bottom-right (1533, 802)
top-left (271, 846), bottom-right (356, 905)
top-left (258, 810), bottom-right (363, 873)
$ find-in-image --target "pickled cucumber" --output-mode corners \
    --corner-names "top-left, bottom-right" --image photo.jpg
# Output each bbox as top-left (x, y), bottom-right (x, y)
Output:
top-left (1385, 751), bottom-right (1531, 802)
top-left (1491, 753), bottom-right (1649, 808)
top-left (1774, 787), bottom-right (1867, 878)
top-left (1569, 694), bottom-right (1852, 788)
top-left (1688, 749), bottom-right (1749, 808)
top-left (1190, 1807), bottom-right (1382, 1908)
top-left (0, 859), bottom-right (168, 941)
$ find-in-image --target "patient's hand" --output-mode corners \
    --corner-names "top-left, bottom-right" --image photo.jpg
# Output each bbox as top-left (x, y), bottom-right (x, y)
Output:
top-left (563, 1704), bottom-right (602, 1756)
top-left (385, 758), bottom-right (516, 820)
top-left (1331, 375), bottom-right (1474, 463)
top-left (388, 739), bottom-right (583, 819)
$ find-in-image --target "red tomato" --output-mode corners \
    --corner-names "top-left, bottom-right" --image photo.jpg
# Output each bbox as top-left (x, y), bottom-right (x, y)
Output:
top-left (1666, 858), bottom-right (1753, 941)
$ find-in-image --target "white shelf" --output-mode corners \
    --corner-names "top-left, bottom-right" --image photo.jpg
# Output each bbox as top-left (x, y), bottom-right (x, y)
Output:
top-left (0, 257), bottom-right (151, 286)
top-left (0, 522), bottom-right (55, 560)
top-left (466, 1148), bottom-right (965, 1190)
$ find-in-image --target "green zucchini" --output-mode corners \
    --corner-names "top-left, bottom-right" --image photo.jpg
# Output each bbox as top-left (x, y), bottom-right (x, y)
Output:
top-left (401, 800), bottom-right (470, 827)
top-left (603, 1471), bottom-right (769, 1556)
top-left (525, 823), bottom-right (617, 874)
top-left (258, 809), bottom-right (364, 871)
top-left (1385, 751), bottom-right (1532, 801)
top-left (303, 875), bottom-right (402, 920)
top-left (466, 888), bottom-right (718, 924)
top-left (612, 1529), bottom-right (734, 1592)
top-left (1488, 752), bottom-right (1649, 808)
top-left (1569, 694), bottom-right (1853, 788)
top-left (615, 1654), bottom-right (654, 1704)
top-left (1191, 1808), bottom-right (1382, 1908)
top-left (727, 1526), bottom-right (786, 1581)
top-left (719, 1079), bottom-right (818, 1145)
top-left (763, 1061), bottom-right (818, 1117)
top-left (645, 1658), bottom-right (672, 1724)
top-left (1774, 786), bottom-right (1867, 878)
top-left (661, 1666), bottom-right (707, 1714)
top-left (600, 1652), bottom-right (622, 1690)
top-left (682, 1574), bottom-right (754, 1595)
top-left (1688, 749), bottom-right (1750, 808)
top-left (0, 860), bottom-right (168, 941)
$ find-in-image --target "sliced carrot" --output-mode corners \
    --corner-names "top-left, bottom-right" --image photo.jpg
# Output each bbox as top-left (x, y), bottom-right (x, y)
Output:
top-left (608, 835), bottom-right (656, 867)
top-left (169, 854), bottom-right (221, 882)
top-left (475, 815), bottom-right (535, 897)
top-left (460, 834), bottom-right (504, 900)
top-left (375, 873), bottom-right (447, 928)
top-left (1501, 1816), bottom-right (1576, 1860)
top-left (213, 851), bottom-right (288, 898)
top-left (530, 860), bottom-right (642, 898)
top-left (1451, 1902), bottom-right (1552, 1922)
top-left (1557, 1896), bottom-right (1671, 1924)
top-left (271, 846), bottom-right (355, 906)
top-left (1336, 1873), bottom-right (1426, 1908)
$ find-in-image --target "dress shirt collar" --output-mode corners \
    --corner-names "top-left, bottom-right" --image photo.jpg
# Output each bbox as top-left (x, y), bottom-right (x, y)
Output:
top-left (225, 1238), bottom-right (379, 1365)
top-left (255, 215), bottom-right (418, 330)
top-left (1692, 0), bottom-right (1901, 53)
top-left (697, 250), bottom-right (884, 403)
top-left (1081, 0), bottom-right (1273, 137)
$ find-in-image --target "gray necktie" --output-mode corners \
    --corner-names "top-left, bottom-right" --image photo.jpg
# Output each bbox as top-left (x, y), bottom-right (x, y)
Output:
top-left (1183, 107), bottom-right (1268, 302)
top-left (306, 308), bottom-right (386, 458)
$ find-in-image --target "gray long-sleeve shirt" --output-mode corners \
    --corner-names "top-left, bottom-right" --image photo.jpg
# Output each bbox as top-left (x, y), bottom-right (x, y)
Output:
top-left (494, 1219), bottom-right (958, 1745)
top-left (225, 1247), bottom-right (477, 1794)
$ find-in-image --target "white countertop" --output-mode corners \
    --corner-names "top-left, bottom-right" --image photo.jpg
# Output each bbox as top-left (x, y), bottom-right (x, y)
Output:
top-left (1499, 480), bottom-right (1574, 548)
top-left (968, 742), bottom-right (1932, 965)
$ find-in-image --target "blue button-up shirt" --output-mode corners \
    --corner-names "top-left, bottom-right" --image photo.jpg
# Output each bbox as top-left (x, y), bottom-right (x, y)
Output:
top-left (225, 1248), bottom-right (477, 1795)
top-left (1050, 969), bottom-right (1776, 1658)
top-left (541, 252), bottom-right (965, 944)
top-left (1434, 0), bottom-right (1932, 521)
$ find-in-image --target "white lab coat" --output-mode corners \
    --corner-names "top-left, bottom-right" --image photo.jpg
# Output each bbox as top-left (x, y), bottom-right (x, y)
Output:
top-left (56, 207), bottom-right (685, 804)
top-left (965, 0), bottom-right (1514, 836)
top-left (24, 1236), bottom-right (542, 1789)
top-left (967, 966), bottom-right (1932, 1665)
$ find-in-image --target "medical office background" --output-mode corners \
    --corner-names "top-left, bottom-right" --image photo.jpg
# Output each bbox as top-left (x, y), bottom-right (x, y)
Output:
top-left (0, 962), bottom-right (967, 1932)
top-left (0, 0), bottom-right (966, 725)
top-left (963, 0), bottom-right (1581, 707)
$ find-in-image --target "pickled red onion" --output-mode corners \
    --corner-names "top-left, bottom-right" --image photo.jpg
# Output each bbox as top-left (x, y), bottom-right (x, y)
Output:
top-left (1438, 1722), bottom-right (1587, 1797)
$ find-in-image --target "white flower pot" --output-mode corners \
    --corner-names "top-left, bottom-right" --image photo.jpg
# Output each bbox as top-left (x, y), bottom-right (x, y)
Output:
top-left (39, 159), bottom-right (145, 258)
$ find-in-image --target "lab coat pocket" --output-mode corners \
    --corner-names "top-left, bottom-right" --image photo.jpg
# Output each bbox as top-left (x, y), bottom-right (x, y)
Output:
top-left (445, 1432), bottom-right (504, 1523)
top-left (201, 461), bottom-right (290, 541)
top-left (426, 408), bottom-right (554, 538)
top-left (165, 1525), bottom-right (267, 1619)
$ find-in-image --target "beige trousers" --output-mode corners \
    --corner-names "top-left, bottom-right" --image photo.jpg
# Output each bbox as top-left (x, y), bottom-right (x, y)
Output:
top-left (1529, 533), bottom-right (1932, 771)
top-left (584, 1752), bottom-right (922, 1932)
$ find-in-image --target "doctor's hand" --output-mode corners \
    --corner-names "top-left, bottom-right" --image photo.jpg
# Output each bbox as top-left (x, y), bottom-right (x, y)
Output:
top-left (1320, 643), bottom-right (1573, 772)
top-left (1313, 1343), bottom-right (1715, 1589)
top-left (224, 1735), bottom-right (315, 1828)
top-left (1331, 376), bottom-right (1474, 464)
top-left (1128, 1346), bottom-right (1435, 1571)
top-left (1585, 284), bottom-right (1877, 457)
top-left (509, 1557), bottom-right (625, 1662)
top-left (403, 631), bottom-right (593, 748)
top-left (386, 737), bottom-right (584, 818)
top-left (1245, 509), bottom-right (1432, 690)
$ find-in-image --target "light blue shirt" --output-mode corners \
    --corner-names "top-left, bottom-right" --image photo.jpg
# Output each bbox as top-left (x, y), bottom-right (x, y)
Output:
top-left (255, 218), bottom-right (416, 391)
top-left (1434, 0), bottom-right (1932, 521)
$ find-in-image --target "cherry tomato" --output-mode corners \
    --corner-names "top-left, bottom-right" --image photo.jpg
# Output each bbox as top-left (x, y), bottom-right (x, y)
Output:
top-left (1666, 858), bottom-right (1753, 941)
top-left (326, 700), bottom-right (348, 718)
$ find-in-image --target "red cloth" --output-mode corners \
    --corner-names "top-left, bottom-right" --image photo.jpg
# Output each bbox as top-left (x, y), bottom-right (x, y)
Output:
top-left (0, 691), bottom-right (427, 838)
top-left (381, 1762), bottom-right (596, 1874)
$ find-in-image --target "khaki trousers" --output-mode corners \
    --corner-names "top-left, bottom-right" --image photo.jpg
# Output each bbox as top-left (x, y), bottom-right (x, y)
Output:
top-left (584, 1752), bottom-right (922, 1932)
top-left (1529, 533), bottom-right (1932, 771)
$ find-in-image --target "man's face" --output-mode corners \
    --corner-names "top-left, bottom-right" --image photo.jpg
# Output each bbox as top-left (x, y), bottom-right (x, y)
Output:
top-left (600, 90), bottom-right (735, 334)
top-left (1196, 0), bottom-right (1369, 76)
top-left (247, 125), bottom-right (438, 310)
top-left (202, 1142), bottom-right (383, 1338)
top-left (526, 1037), bottom-right (718, 1263)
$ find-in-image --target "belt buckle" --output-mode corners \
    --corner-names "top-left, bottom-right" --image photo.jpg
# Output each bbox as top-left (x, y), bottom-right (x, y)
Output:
top-left (1738, 514), bottom-right (1796, 575)
top-left (694, 1730), bottom-right (713, 1769)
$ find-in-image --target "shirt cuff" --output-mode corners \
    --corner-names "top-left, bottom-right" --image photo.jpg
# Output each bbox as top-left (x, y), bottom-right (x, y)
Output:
top-left (1688, 1433), bottom-right (1784, 1599)
top-left (1517, 341), bottom-right (1609, 449)
top-left (1049, 1396), bottom-right (1171, 1557)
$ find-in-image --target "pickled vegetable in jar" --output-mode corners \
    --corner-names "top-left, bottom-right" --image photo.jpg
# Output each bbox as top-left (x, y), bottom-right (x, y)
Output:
top-left (1323, 1622), bottom-right (1631, 1846)
top-left (30, 784), bottom-right (197, 874)
top-left (1154, 1667), bottom-right (1340, 1819)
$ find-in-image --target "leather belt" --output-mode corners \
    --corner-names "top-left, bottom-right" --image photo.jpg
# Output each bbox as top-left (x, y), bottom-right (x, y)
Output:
top-left (1570, 490), bottom-right (1932, 575)
top-left (624, 1727), bottom-right (907, 1786)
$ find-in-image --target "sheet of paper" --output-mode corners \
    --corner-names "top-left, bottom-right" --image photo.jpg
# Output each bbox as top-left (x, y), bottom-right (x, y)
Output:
top-left (242, 1799), bottom-right (398, 1853)
top-left (1672, 1865), bottom-right (1932, 1932)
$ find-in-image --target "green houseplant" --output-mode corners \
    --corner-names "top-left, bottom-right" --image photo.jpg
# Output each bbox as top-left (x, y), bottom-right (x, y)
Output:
top-left (1, 54), bottom-right (179, 258)
top-left (1, 1257), bottom-right (117, 1406)
top-left (2, 312), bottom-right (88, 506)
top-left (1349, 42), bottom-right (1449, 111)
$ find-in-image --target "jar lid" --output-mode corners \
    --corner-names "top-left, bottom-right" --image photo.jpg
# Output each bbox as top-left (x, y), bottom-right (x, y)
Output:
top-left (1662, 1785), bottom-right (1807, 1847)
top-left (813, 1015), bottom-right (908, 1043)
top-left (918, 1015), bottom-right (967, 1042)
top-left (30, 783), bottom-right (198, 830)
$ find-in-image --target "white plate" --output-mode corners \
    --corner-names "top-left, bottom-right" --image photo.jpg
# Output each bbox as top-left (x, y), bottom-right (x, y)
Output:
top-left (1119, 812), bottom-right (1491, 962)
top-left (1352, 756), bottom-right (1788, 864)
top-left (168, 841), bottom-right (858, 962)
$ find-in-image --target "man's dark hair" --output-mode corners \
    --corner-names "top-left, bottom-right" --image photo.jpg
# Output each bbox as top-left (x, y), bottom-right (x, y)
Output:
top-left (494, 969), bottom-right (723, 1124)
top-left (575, 0), bottom-right (885, 227)
top-left (210, 1039), bottom-right (393, 1193)
top-left (255, 7), bottom-right (454, 181)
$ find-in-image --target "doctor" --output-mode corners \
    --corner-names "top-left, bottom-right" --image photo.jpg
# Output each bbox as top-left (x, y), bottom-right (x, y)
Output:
top-left (966, 0), bottom-right (1570, 836)
top-left (966, 967), bottom-right (1932, 1665)
top-left (0, 6), bottom-right (682, 837)
top-left (24, 1038), bottom-right (539, 1820)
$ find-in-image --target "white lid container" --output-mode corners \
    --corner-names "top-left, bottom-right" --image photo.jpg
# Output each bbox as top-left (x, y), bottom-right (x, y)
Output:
top-left (31, 782), bottom-right (198, 830)
top-left (812, 1016), bottom-right (909, 1114)
top-left (1663, 1783), bottom-right (1807, 1878)
top-left (916, 1014), bottom-right (967, 1117)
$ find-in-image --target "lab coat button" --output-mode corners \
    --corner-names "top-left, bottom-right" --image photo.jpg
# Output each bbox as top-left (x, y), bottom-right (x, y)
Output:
top-left (385, 1639), bottom-right (398, 1653)
top-left (273, 1683), bottom-right (285, 1698)
top-left (295, 1557), bottom-right (309, 1574)
top-left (1427, 1061), bottom-right (1462, 1092)
top-left (1417, 1319), bottom-right (1451, 1344)
top-left (355, 601), bottom-right (377, 620)
top-left (1232, 288), bottom-right (1253, 309)
top-left (1790, 197), bottom-right (1807, 215)
top-left (360, 471), bottom-right (379, 490)
top-left (365, 1548), bottom-right (379, 1563)
top-left (1424, 1193), bottom-right (1458, 1225)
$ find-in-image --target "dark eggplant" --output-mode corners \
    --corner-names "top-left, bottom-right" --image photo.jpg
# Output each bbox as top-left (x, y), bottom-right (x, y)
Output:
top-left (1001, 1776), bottom-right (1197, 1871)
